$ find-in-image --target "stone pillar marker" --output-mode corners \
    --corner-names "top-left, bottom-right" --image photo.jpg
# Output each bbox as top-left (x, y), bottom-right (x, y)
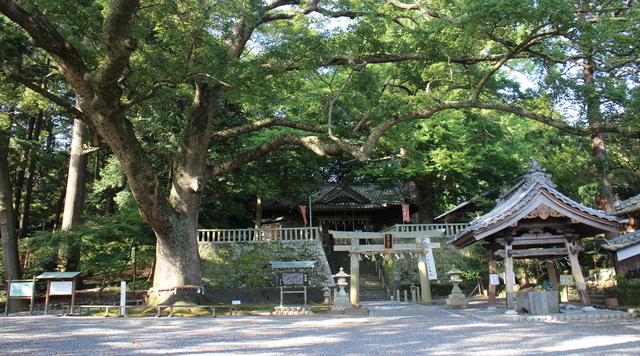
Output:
top-left (120, 281), bottom-right (127, 317)
top-left (416, 237), bottom-right (433, 304)
top-left (350, 237), bottom-right (360, 306)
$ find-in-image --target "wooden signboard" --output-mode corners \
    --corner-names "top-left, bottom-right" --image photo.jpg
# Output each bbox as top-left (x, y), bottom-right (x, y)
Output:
top-left (5, 278), bottom-right (36, 315)
top-left (36, 271), bottom-right (81, 314)
top-left (559, 274), bottom-right (574, 285)
top-left (8, 281), bottom-right (34, 298)
top-left (384, 233), bottom-right (393, 249)
top-left (49, 281), bottom-right (74, 295)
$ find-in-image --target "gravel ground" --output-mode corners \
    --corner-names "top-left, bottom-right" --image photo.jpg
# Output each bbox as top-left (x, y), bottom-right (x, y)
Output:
top-left (2, 301), bottom-right (640, 355)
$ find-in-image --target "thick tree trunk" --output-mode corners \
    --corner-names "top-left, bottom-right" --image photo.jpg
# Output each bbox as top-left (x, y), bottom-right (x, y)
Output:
top-left (583, 63), bottom-right (617, 242)
top-left (584, 65), bottom-right (615, 213)
top-left (415, 178), bottom-right (436, 223)
top-left (1, 134), bottom-right (28, 312)
top-left (0, 135), bottom-right (22, 281)
top-left (147, 216), bottom-right (204, 305)
top-left (591, 132), bottom-right (615, 212)
top-left (60, 119), bottom-right (89, 271)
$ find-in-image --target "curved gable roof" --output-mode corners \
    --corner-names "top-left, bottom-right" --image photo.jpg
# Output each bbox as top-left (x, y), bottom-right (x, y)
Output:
top-left (448, 159), bottom-right (619, 248)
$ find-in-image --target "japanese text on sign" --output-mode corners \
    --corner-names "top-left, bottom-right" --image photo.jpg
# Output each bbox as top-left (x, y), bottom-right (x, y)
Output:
top-left (384, 233), bottom-right (393, 249)
top-left (278, 272), bottom-right (309, 286)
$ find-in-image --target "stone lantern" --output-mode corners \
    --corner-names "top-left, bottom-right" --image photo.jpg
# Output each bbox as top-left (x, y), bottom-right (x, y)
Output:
top-left (331, 267), bottom-right (352, 311)
top-left (444, 267), bottom-right (468, 309)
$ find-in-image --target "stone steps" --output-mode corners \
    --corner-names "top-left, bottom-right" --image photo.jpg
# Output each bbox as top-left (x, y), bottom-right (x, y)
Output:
top-left (329, 251), bottom-right (389, 301)
top-left (359, 261), bottom-right (389, 301)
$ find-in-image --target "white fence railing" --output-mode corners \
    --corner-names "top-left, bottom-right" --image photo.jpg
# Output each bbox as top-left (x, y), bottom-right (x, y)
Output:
top-left (198, 224), bottom-right (468, 243)
top-left (383, 223), bottom-right (469, 237)
top-left (198, 227), bottom-right (320, 243)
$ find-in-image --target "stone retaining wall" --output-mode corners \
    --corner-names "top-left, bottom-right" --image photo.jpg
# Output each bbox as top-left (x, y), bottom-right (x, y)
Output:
top-left (199, 239), bottom-right (334, 289)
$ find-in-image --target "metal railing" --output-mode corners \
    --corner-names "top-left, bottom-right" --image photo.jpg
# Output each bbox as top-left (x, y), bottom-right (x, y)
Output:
top-left (198, 227), bottom-right (320, 243)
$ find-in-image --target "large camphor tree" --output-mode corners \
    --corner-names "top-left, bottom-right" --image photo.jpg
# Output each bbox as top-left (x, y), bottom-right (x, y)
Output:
top-left (2, 0), bottom-right (639, 304)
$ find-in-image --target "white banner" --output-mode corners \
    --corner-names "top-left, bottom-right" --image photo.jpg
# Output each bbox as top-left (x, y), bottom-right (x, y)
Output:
top-left (489, 273), bottom-right (500, 285)
top-left (423, 238), bottom-right (438, 280)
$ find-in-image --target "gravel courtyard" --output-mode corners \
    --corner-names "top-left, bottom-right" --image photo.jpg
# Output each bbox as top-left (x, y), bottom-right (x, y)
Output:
top-left (2, 301), bottom-right (640, 355)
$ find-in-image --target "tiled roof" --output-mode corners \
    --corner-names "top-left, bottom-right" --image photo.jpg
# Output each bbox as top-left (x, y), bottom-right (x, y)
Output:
top-left (611, 195), bottom-right (640, 216)
top-left (601, 230), bottom-right (640, 252)
top-left (263, 184), bottom-right (413, 210)
top-left (448, 159), bottom-right (618, 247)
top-left (312, 185), bottom-right (412, 210)
top-left (435, 200), bottom-right (475, 221)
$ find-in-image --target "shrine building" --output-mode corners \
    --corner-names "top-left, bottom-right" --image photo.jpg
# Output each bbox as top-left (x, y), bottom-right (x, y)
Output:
top-left (448, 159), bottom-right (619, 314)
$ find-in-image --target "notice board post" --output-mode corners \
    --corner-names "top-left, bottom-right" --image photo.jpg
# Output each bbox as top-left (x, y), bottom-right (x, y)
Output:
top-left (269, 261), bottom-right (316, 307)
top-left (5, 277), bottom-right (36, 315)
top-left (36, 272), bottom-right (81, 315)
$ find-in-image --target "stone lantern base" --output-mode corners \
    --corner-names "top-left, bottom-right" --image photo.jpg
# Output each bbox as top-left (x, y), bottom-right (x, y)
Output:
top-left (443, 292), bottom-right (469, 309)
top-left (327, 305), bottom-right (369, 316)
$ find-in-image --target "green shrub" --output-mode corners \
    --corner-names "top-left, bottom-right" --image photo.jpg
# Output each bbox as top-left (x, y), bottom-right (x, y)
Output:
top-left (604, 278), bottom-right (640, 306)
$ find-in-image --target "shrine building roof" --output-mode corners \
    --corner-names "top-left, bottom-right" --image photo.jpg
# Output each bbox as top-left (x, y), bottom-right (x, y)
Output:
top-left (611, 194), bottom-right (640, 216)
top-left (601, 230), bottom-right (640, 252)
top-left (263, 184), bottom-right (413, 211)
top-left (448, 159), bottom-right (619, 249)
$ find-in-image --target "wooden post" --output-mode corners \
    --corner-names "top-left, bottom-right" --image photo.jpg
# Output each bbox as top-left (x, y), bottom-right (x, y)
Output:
top-left (44, 280), bottom-right (51, 314)
top-left (349, 238), bottom-right (360, 306)
top-left (488, 260), bottom-right (497, 310)
top-left (504, 241), bottom-right (517, 314)
top-left (546, 260), bottom-right (559, 291)
top-left (70, 276), bottom-right (77, 315)
top-left (565, 238), bottom-right (593, 310)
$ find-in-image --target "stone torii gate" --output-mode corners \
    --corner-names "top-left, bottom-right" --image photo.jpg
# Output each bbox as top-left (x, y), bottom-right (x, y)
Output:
top-left (330, 230), bottom-right (441, 305)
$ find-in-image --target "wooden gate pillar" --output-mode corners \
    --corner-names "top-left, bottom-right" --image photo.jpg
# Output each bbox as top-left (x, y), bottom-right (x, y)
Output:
top-left (546, 260), bottom-right (559, 291)
top-left (564, 237), bottom-right (594, 311)
top-left (488, 259), bottom-right (497, 310)
top-left (504, 240), bottom-right (517, 314)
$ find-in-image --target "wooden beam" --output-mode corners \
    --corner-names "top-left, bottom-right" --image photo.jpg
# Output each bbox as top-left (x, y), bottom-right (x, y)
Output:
top-left (495, 237), bottom-right (567, 246)
top-left (510, 248), bottom-right (568, 258)
top-left (334, 243), bottom-right (440, 252)
top-left (329, 230), bottom-right (443, 239)
top-left (494, 248), bottom-right (569, 259)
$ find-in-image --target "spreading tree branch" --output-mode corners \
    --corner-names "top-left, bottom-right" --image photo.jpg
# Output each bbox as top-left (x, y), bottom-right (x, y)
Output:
top-left (207, 134), bottom-right (343, 179)
top-left (209, 118), bottom-right (323, 147)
